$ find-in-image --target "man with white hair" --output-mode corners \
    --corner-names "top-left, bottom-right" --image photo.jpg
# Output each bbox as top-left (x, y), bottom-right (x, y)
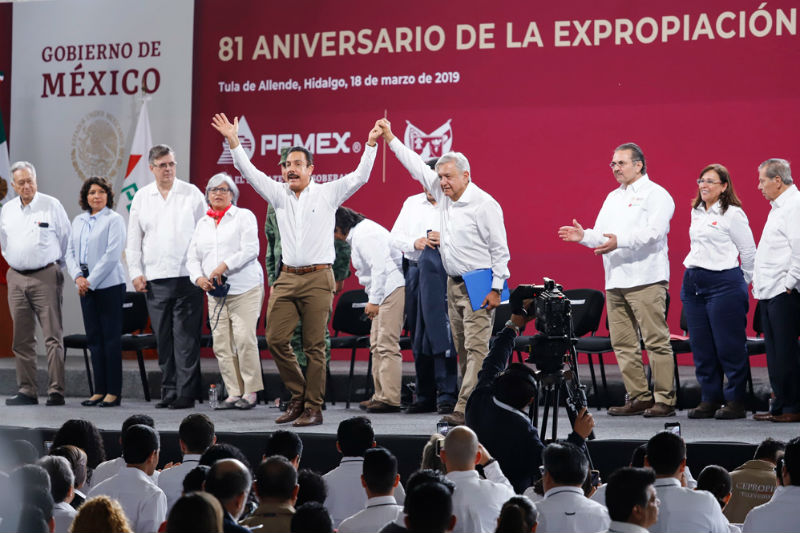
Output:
top-left (126, 144), bottom-right (206, 410)
top-left (0, 161), bottom-right (70, 406)
top-left (378, 120), bottom-right (510, 426)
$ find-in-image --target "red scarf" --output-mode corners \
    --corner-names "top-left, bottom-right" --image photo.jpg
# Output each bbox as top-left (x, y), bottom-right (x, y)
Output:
top-left (206, 204), bottom-right (232, 225)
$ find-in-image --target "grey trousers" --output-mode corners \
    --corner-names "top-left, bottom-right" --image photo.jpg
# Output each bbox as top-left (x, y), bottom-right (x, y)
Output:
top-left (145, 277), bottom-right (203, 400)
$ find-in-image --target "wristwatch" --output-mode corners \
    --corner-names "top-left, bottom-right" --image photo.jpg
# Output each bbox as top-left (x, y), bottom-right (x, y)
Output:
top-left (491, 288), bottom-right (502, 294)
top-left (504, 320), bottom-right (520, 336)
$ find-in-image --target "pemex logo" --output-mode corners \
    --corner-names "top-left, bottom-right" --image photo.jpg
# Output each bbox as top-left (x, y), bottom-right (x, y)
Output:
top-left (403, 119), bottom-right (453, 159)
top-left (217, 115), bottom-right (256, 164)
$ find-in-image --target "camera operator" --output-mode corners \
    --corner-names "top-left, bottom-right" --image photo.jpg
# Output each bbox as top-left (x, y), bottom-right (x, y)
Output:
top-left (465, 303), bottom-right (595, 494)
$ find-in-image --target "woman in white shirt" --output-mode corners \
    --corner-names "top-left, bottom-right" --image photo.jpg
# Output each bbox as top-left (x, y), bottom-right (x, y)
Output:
top-left (187, 173), bottom-right (264, 410)
top-left (681, 164), bottom-right (755, 420)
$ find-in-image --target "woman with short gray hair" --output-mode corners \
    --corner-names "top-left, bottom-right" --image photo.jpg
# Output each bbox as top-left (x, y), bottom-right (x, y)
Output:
top-left (187, 172), bottom-right (264, 409)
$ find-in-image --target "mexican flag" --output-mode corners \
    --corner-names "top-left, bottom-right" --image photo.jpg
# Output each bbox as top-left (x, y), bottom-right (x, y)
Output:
top-left (116, 98), bottom-right (153, 220)
top-left (0, 97), bottom-right (13, 208)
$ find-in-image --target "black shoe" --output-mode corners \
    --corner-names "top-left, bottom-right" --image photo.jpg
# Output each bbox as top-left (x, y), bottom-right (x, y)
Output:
top-left (6, 393), bottom-right (38, 406)
top-left (215, 399), bottom-right (239, 410)
top-left (406, 402), bottom-right (436, 414)
top-left (81, 397), bottom-right (104, 406)
top-left (99, 396), bottom-right (121, 408)
top-left (46, 393), bottom-right (65, 406)
top-left (437, 402), bottom-right (455, 415)
top-left (168, 397), bottom-right (195, 410)
top-left (155, 397), bottom-right (177, 409)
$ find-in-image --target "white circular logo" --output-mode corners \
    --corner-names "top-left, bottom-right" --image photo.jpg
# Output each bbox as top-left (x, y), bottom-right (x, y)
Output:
top-left (351, 141), bottom-right (362, 154)
top-left (71, 110), bottom-right (125, 182)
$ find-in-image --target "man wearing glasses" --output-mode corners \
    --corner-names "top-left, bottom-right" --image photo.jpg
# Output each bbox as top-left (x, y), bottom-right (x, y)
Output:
top-left (559, 143), bottom-right (676, 417)
top-left (212, 113), bottom-right (381, 426)
top-left (126, 144), bottom-right (207, 409)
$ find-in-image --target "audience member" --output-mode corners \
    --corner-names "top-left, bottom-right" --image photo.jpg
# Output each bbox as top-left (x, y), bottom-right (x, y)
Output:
top-left (697, 465), bottom-right (733, 509)
top-left (50, 420), bottom-right (106, 474)
top-left (379, 469), bottom-right (457, 533)
top-left (90, 414), bottom-right (157, 487)
top-left (69, 495), bottom-right (132, 533)
top-left (241, 455), bottom-right (297, 532)
top-left (166, 491), bottom-right (224, 533)
top-left (16, 504), bottom-right (51, 533)
top-left (295, 469), bottom-right (327, 507)
top-left (724, 438), bottom-right (785, 523)
top-left (200, 443), bottom-right (251, 471)
top-left (263, 430), bottom-right (303, 467)
top-left (291, 501), bottom-right (333, 533)
top-left (495, 496), bottom-right (538, 533)
top-left (87, 424), bottom-right (167, 533)
top-left (742, 436), bottom-right (800, 533)
top-left (49, 445), bottom-right (88, 509)
top-left (420, 433), bottom-right (446, 472)
top-left (12, 439), bottom-right (40, 465)
top-left (323, 416), bottom-right (405, 527)
top-left (603, 467), bottom-right (659, 533)
top-left (158, 414), bottom-right (216, 510)
top-left (10, 463), bottom-right (51, 492)
top-left (37, 456), bottom-right (76, 533)
top-left (645, 431), bottom-right (728, 532)
top-left (205, 458), bottom-right (253, 533)
top-left (534, 442), bottom-right (609, 533)
top-left (441, 425), bottom-right (515, 533)
top-left (404, 481), bottom-right (456, 533)
top-left (182, 465), bottom-right (210, 494)
top-left (339, 447), bottom-right (404, 533)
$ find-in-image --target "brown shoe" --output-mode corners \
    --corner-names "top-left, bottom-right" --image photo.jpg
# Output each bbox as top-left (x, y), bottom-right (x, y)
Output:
top-left (293, 407), bottom-right (323, 427)
top-left (439, 411), bottom-right (465, 426)
top-left (359, 399), bottom-right (375, 411)
top-left (366, 401), bottom-right (402, 413)
top-left (643, 402), bottom-right (676, 418)
top-left (771, 412), bottom-right (800, 423)
top-left (715, 401), bottom-right (746, 420)
top-left (753, 412), bottom-right (774, 421)
top-left (608, 396), bottom-right (654, 416)
top-left (275, 400), bottom-right (304, 424)
top-left (688, 401), bottom-right (721, 419)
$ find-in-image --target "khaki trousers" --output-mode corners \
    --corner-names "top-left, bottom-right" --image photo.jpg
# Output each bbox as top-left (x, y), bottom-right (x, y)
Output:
top-left (209, 285), bottom-right (265, 397)
top-left (266, 268), bottom-right (335, 408)
top-left (6, 264), bottom-right (65, 397)
top-left (606, 282), bottom-right (675, 406)
top-left (369, 286), bottom-right (405, 407)
top-left (448, 278), bottom-right (494, 413)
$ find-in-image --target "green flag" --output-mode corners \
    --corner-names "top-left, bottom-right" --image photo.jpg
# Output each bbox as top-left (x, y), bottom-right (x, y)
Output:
top-left (0, 77), bottom-right (11, 207)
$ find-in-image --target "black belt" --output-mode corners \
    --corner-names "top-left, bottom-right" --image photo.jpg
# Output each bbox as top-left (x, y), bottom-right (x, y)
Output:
top-left (13, 263), bottom-right (55, 276)
top-left (407, 260), bottom-right (419, 266)
top-left (449, 275), bottom-right (464, 283)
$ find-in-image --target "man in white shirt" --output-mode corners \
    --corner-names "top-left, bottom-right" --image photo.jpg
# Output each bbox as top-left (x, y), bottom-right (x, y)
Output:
top-left (644, 431), bottom-right (729, 533)
top-left (158, 413), bottom-right (216, 511)
top-left (212, 113), bottom-right (380, 426)
top-left (88, 424), bottom-right (167, 533)
top-left (37, 456), bottom-right (77, 533)
top-left (126, 144), bottom-right (206, 409)
top-left (559, 143), bottom-right (676, 417)
top-left (602, 467), bottom-right (659, 533)
top-left (335, 207), bottom-right (405, 412)
top-left (90, 414), bottom-right (161, 488)
top-left (391, 182), bottom-right (458, 414)
top-left (339, 447), bottom-right (404, 533)
top-left (535, 442), bottom-right (610, 533)
top-left (378, 119), bottom-right (511, 426)
top-left (1, 161), bottom-right (70, 406)
top-left (441, 425), bottom-right (515, 533)
top-left (751, 158), bottom-right (800, 422)
top-left (743, 436), bottom-right (800, 532)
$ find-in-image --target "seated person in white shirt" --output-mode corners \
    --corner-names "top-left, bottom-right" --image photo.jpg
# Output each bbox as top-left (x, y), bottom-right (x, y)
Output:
top-left (263, 430), bottom-right (303, 468)
top-left (603, 467), bottom-right (659, 533)
top-left (166, 491), bottom-right (224, 533)
top-left (441, 425), bottom-right (515, 533)
top-left (339, 447), bottom-right (404, 533)
top-left (379, 469), bottom-right (456, 533)
top-left (495, 496), bottom-right (538, 533)
top-left (36, 456), bottom-right (76, 533)
top-left (696, 465), bottom-right (733, 511)
top-left (743, 436), bottom-right (800, 533)
top-left (158, 413), bottom-right (217, 512)
top-left (644, 431), bottom-right (729, 533)
top-left (90, 414), bottom-right (160, 488)
top-left (534, 442), bottom-right (610, 533)
top-left (404, 480), bottom-right (457, 533)
top-left (87, 424), bottom-right (167, 533)
top-left (241, 456), bottom-right (297, 532)
top-left (323, 416), bottom-right (406, 528)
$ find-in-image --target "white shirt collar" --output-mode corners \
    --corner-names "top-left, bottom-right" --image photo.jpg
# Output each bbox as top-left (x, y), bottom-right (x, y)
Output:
top-left (492, 396), bottom-right (530, 422)
top-left (366, 495), bottom-right (398, 507)
top-left (607, 520), bottom-right (651, 533)
top-left (543, 486), bottom-right (584, 499)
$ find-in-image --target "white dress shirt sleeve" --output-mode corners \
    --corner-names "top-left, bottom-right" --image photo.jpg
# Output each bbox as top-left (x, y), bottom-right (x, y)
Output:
top-left (54, 201), bottom-right (71, 267)
top-left (325, 143), bottom-right (377, 206)
top-left (230, 144), bottom-right (284, 205)
top-left (141, 490), bottom-right (168, 533)
top-left (476, 199), bottom-right (511, 289)
top-left (729, 207), bottom-right (757, 285)
top-left (65, 217), bottom-right (82, 281)
top-left (482, 460), bottom-right (515, 492)
top-left (125, 192), bottom-right (146, 280)
top-left (224, 208), bottom-right (259, 271)
top-left (783, 202), bottom-right (800, 291)
top-left (388, 138), bottom-right (441, 200)
top-left (615, 188), bottom-right (674, 250)
top-left (390, 199), bottom-right (421, 255)
top-left (87, 213), bottom-right (126, 288)
top-left (355, 230), bottom-right (388, 305)
top-left (185, 220), bottom-right (205, 285)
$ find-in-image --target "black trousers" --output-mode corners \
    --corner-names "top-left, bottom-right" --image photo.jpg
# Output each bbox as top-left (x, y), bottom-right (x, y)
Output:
top-left (80, 283), bottom-right (125, 396)
top-left (760, 290), bottom-right (800, 414)
top-left (146, 277), bottom-right (203, 400)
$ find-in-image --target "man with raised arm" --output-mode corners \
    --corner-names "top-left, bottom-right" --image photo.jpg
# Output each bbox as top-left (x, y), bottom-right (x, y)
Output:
top-left (212, 113), bottom-right (380, 426)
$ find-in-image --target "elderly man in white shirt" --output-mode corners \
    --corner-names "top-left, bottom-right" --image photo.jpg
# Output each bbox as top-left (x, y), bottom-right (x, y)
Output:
top-left (440, 425), bottom-right (515, 533)
top-left (338, 447), bottom-right (404, 533)
top-left (0, 161), bottom-right (70, 406)
top-left (187, 172), bottom-right (264, 410)
top-left (742, 436), bottom-right (800, 533)
top-left (37, 456), bottom-right (77, 533)
top-left (535, 442), bottom-right (610, 533)
top-left (751, 158), bottom-right (800, 422)
top-left (601, 467), bottom-right (659, 533)
top-left (560, 143), bottom-right (676, 417)
top-left (88, 424), bottom-right (167, 533)
top-left (378, 119), bottom-right (511, 426)
top-left (644, 431), bottom-right (729, 533)
top-left (335, 207), bottom-right (405, 412)
top-left (213, 114), bottom-right (380, 426)
top-left (126, 144), bottom-right (206, 410)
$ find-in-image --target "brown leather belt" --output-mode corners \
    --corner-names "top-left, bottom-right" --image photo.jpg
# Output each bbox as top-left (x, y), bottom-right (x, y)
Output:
top-left (281, 264), bottom-right (331, 275)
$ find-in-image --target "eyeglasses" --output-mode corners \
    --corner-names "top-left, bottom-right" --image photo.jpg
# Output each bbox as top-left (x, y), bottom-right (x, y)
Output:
top-left (154, 162), bottom-right (176, 170)
top-left (697, 179), bottom-right (722, 185)
top-left (209, 187), bottom-right (231, 194)
top-left (609, 160), bottom-right (640, 169)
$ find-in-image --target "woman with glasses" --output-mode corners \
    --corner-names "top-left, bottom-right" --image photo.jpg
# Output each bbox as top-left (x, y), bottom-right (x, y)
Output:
top-left (682, 164), bottom-right (755, 420)
top-left (65, 177), bottom-right (126, 407)
top-left (187, 172), bottom-right (264, 409)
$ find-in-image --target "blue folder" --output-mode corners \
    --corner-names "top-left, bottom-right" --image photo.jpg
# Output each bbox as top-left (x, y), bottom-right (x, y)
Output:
top-left (462, 268), bottom-right (509, 311)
